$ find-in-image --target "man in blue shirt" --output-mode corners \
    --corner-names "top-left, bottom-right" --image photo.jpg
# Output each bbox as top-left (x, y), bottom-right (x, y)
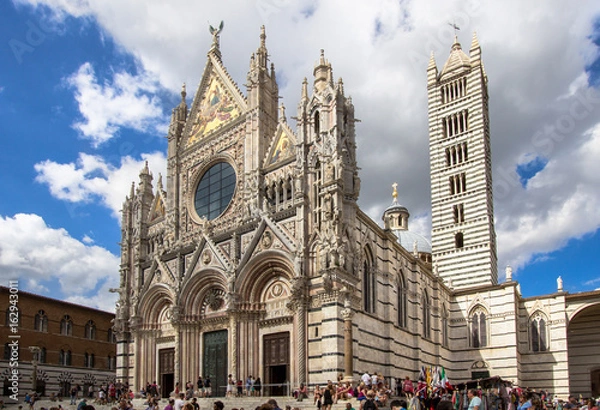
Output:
top-left (468, 389), bottom-right (482, 410)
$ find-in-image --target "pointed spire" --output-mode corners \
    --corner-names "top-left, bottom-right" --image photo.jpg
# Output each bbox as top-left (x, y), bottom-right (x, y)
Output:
top-left (279, 103), bottom-right (286, 123)
top-left (337, 77), bottom-right (344, 95)
top-left (130, 182), bottom-right (135, 199)
top-left (313, 49), bottom-right (332, 92)
top-left (140, 161), bottom-right (150, 177)
top-left (428, 51), bottom-right (436, 70)
top-left (180, 83), bottom-right (187, 101)
top-left (256, 25), bottom-right (268, 68)
top-left (260, 25), bottom-right (266, 49)
top-left (451, 35), bottom-right (461, 51)
top-left (470, 31), bottom-right (481, 62)
top-left (157, 173), bottom-right (163, 191)
top-left (301, 77), bottom-right (308, 101)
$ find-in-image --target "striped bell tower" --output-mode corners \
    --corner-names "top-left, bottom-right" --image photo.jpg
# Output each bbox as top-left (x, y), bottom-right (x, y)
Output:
top-left (428, 33), bottom-right (498, 289)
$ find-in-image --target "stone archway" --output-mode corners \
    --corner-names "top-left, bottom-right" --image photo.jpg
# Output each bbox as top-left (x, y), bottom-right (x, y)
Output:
top-left (567, 303), bottom-right (600, 396)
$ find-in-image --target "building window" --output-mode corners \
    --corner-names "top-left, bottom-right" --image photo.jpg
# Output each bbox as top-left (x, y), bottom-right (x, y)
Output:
top-left (449, 173), bottom-right (466, 195)
top-left (34, 310), bottom-right (48, 332)
top-left (38, 347), bottom-right (46, 364)
top-left (530, 313), bottom-right (548, 352)
top-left (314, 111), bottom-right (320, 136)
top-left (443, 110), bottom-right (469, 138)
top-left (107, 355), bottom-right (116, 370)
top-left (107, 328), bottom-right (116, 343)
top-left (362, 250), bottom-right (376, 314)
top-left (84, 353), bottom-right (95, 368)
top-left (397, 273), bottom-right (407, 328)
top-left (455, 232), bottom-right (464, 248)
top-left (59, 349), bottom-right (72, 366)
top-left (441, 78), bottom-right (467, 104)
top-left (453, 203), bottom-right (465, 223)
top-left (5, 309), bottom-right (21, 327)
top-left (445, 143), bottom-right (468, 167)
top-left (60, 315), bottom-right (73, 336)
top-left (194, 162), bottom-right (236, 221)
top-left (441, 306), bottom-right (449, 347)
top-left (85, 320), bottom-right (96, 340)
top-left (422, 291), bottom-right (431, 339)
top-left (3, 343), bottom-right (10, 360)
top-left (471, 308), bottom-right (488, 348)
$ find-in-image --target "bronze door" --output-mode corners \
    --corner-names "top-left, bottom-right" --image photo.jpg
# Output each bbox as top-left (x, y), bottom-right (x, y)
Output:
top-left (203, 330), bottom-right (228, 397)
top-left (264, 332), bottom-right (289, 396)
top-left (159, 348), bottom-right (175, 398)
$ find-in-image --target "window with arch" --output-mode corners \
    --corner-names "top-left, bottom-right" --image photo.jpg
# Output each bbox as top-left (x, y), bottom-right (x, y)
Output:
top-left (441, 305), bottom-right (449, 347)
top-left (38, 347), bottom-right (47, 364)
top-left (397, 272), bottom-right (408, 328)
top-left (362, 250), bottom-right (376, 314)
top-left (34, 310), bottom-right (48, 332)
top-left (314, 110), bottom-right (320, 136)
top-left (470, 307), bottom-right (488, 348)
top-left (5, 308), bottom-right (21, 327)
top-left (84, 352), bottom-right (95, 368)
top-left (455, 232), bottom-right (464, 248)
top-left (59, 349), bottom-right (72, 366)
top-left (60, 315), bottom-right (73, 336)
top-left (422, 291), bottom-right (431, 339)
top-left (85, 320), bottom-right (96, 340)
top-left (107, 355), bottom-right (116, 370)
top-left (530, 313), bottom-right (548, 352)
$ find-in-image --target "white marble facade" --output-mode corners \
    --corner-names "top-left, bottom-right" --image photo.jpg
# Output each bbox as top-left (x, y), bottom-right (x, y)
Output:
top-left (114, 27), bottom-right (600, 399)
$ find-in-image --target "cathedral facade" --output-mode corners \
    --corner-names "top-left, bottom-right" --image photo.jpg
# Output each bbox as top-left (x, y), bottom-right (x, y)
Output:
top-left (114, 27), bottom-right (600, 399)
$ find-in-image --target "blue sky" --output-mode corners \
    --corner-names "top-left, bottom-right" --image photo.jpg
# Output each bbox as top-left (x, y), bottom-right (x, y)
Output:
top-left (1, 0), bottom-right (599, 311)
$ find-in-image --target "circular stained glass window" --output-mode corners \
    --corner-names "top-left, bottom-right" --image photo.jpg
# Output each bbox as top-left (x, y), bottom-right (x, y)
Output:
top-left (194, 162), bottom-right (236, 220)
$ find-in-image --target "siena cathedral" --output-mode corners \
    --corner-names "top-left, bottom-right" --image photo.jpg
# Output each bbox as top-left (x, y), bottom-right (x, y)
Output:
top-left (114, 27), bottom-right (600, 398)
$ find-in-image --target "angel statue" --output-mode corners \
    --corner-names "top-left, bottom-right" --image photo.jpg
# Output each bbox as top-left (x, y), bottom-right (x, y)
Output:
top-left (209, 21), bottom-right (224, 46)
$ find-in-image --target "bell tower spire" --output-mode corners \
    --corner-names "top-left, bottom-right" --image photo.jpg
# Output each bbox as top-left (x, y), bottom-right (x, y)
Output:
top-left (428, 33), bottom-right (497, 289)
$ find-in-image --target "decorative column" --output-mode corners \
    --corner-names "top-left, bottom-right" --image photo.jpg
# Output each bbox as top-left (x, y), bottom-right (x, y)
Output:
top-left (297, 300), bottom-right (308, 385)
top-left (341, 296), bottom-right (354, 381)
top-left (229, 314), bottom-right (238, 378)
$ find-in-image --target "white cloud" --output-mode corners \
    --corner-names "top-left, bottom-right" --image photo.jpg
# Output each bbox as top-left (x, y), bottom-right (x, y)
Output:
top-left (66, 62), bottom-right (167, 147)
top-left (17, 0), bottom-right (600, 289)
top-left (0, 213), bottom-right (119, 311)
top-left (34, 151), bottom-right (167, 218)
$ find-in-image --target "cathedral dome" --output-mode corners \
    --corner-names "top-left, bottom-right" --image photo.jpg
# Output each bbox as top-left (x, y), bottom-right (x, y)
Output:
top-left (392, 229), bottom-right (432, 254)
top-left (382, 183), bottom-right (432, 255)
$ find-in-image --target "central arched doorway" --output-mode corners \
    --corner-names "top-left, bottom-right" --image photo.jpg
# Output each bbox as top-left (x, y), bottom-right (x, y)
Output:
top-left (567, 303), bottom-right (600, 396)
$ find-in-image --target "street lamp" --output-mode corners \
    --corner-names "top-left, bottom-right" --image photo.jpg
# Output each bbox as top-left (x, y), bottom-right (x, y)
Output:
top-left (29, 346), bottom-right (40, 394)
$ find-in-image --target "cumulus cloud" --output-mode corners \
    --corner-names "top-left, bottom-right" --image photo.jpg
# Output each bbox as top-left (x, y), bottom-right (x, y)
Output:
top-left (0, 213), bottom-right (119, 311)
top-left (34, 151), bottom-right (167, 218)
top-left (65, 62), bottom-right (167, 146)
top-left (16, 0), bottom-right (600, 289)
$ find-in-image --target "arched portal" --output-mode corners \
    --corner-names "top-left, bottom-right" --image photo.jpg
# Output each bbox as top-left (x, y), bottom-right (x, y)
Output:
top-left (567, 303), bottom-right (600, 396)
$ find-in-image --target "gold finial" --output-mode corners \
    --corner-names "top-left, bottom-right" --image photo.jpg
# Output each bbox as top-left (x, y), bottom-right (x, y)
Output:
top-left (392, 182), bottom-right (398, 201)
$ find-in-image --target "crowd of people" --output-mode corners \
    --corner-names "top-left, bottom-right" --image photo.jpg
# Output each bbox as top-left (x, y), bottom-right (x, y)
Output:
top-left (14, 371), bottom-right (600, 410)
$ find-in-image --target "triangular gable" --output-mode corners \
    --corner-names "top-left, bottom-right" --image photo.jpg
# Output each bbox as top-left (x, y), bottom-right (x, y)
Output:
top-left (185, 54), bottom-right (247, 147)
top-left (238, 213), bottom-right (297, 268)
top-left (182, 233), bottom-right (233, 281)
top-left (264, 123), bottom-right (297, 168)
top-left (149, 192), bottom-right (166, 222)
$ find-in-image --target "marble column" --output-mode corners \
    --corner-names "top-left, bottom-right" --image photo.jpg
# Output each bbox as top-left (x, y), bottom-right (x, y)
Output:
top-left (341, 303), bottom-right (354, 380)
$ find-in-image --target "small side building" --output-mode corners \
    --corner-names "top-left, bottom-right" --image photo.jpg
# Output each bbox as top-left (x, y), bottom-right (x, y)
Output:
top-left (0, 286), bottom-right (116, 398)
